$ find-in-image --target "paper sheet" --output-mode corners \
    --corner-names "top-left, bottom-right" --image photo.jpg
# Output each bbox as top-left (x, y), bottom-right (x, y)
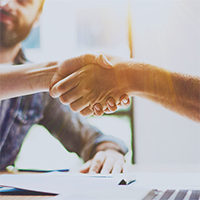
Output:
top-left (0, 172), bottom-right (136, 194)
top-left (0, 172), bottom-right (199, 200)
top-left (44, 172), bottom-right (200, 200)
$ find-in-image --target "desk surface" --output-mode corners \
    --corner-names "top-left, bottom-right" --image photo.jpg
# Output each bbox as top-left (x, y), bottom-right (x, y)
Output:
top-left (0, 196), bottom-right (52, 200)
top-left (0, 164), bottom-right (199, 200)
top-left (0, 171), bottom-right (57, 200)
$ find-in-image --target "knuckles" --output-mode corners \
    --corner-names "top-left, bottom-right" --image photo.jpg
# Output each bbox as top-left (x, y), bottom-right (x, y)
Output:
top-left (55, 83), bottom-right (66, 94)
top-left (69, 103), bottom-right (79, 112)
top-left (59, 94), bottom-right (71, 105)
top-left (79, 107), bottom-right (93, 117)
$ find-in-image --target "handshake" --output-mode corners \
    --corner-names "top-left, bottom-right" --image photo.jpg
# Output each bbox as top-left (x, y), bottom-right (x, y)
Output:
top-left (2, 51), bottom-right (198, 122)
top-left (48, 53), bottom-right (131, 117)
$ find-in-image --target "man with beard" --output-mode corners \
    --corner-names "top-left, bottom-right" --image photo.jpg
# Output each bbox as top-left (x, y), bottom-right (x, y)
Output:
top-left (0, 0), bottom-right (129, 173)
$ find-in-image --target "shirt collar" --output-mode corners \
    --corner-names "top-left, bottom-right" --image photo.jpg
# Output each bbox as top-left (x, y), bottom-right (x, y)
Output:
top-left (13, 49), bottom-right (27, 65)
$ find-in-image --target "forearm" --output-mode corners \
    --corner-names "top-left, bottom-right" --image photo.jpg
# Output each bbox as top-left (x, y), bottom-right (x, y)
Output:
top-left (0, 62), bottom-right (58, 100)
top-left (127, 61), bottom-right (200, 122)
top-left (45, 54), bottom-right (199, 123)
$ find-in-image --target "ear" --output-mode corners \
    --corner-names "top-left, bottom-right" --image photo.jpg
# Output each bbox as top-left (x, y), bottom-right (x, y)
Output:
top-left (33, 11), bottom-right (42, 28)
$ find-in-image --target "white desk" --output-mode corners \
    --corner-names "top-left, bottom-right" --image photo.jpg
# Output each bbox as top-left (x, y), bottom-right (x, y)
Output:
top-left (0, 164), bottom-right (199, 200)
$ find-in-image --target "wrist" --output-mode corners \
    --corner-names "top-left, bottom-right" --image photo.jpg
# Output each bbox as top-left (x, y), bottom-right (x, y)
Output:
top-left (95, 142), bottom-right (124, 155)
top-left (27, 61), bottom-right (59, 92)
top-left (118, 59), bottom-right (141, 96)
top-left (43, 61), bottom-right (59, 90)
top-left (126, 60), bottom-right (155, 96)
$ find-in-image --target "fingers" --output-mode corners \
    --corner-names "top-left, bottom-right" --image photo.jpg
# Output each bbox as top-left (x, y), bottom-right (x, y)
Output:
top-left (50, 52), bottom-right (113, 98)
top-left (53, 85), bottom-right (92, 113)
top-left (88, 151), bottom-right (106, 174)
top-left (93, 98), bottom-right (117, 116)
top-left (87, 152), bottom-right (122, 174)
top-left (93, 104), bottom-right (104, 116)
top-left (71, 96), bottom-right (119, 116)
top-left (71, 94), bottom-right (130, 116)
top-left (96, 53), bottom-right (114, 69)
top-left (79, 106), bottom-right (94, 117)
top-left (79, 53), bottom-right (113, 69)
top-left (59, 53), bottom-right (113, 76)
top-left (79, 150), bottom-right (126, 174)
top-left (100, 157), bottom-right (115, 174)
top-left (79, 151), bottom-right (113, 174)
top-left (93, 95), bottom-right (130, 116)
top-left (106, 97), bottom-right (117, 113)
top-left (119, 94), bottom-right (130, 107)
top-left (50, 72), bottom-right (79, 98)
top-left (111, 160), bottom-right (124, 174)
top-left (69, 96), bottom-right (93, 113)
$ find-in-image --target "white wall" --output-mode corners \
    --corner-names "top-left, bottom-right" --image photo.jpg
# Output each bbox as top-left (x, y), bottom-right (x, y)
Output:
top-left (131, 0), bottom-right (200, 164)
top-left (24, 0), bottom-right (200, 165)
top-left (25, 0), bottom-right (130, 62)
top-left (19, 1), bottom-right (133, 169)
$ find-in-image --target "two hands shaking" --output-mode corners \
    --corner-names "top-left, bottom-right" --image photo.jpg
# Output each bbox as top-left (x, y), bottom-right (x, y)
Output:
top-left (49, 53), bottom-right (131, 117)
top-left (48, 53), bottom-right (132, 174)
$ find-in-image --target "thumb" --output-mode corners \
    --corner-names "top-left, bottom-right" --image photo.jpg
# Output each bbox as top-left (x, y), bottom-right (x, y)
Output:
top-left (96, 53), bottom-right (114, 69)
top-left (78, 53), bottom-right (114, 69)
top-left (59, 53), bottom-right (114, 78)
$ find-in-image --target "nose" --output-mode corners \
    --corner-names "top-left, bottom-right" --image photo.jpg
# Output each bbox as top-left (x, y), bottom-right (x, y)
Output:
top-left (0, 0), bottom-right (16, 13)
top-left (0, 0), bottom-right (14, 7)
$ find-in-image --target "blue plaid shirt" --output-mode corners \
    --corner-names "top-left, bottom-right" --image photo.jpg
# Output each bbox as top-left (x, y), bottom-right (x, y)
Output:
top-left (0, 50), bottom-right (128, 170)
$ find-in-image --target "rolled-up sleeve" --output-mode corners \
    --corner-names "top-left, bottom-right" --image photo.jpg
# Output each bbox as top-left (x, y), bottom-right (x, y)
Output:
top-left (38, 93), bottom-right (128, 162)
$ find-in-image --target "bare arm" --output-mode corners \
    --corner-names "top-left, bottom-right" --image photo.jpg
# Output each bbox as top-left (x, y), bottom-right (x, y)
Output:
top-left (51, 54), bottom-right (200, 123)
top-left (0, 62), bottom-right (57, 100)
top-left (135, 62), bottom-right (200, 123)
top-left (0, 53), bottom-right (113, 100)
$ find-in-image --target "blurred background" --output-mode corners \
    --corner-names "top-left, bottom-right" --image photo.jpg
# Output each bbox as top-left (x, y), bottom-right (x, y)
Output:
top-left (15, 0), bottom-right (132, 170)
top-left (14, 0), bottom-right (200, 170)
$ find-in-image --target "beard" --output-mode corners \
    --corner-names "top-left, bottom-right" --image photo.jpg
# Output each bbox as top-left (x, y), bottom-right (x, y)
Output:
top-left (0, 10), bottom-right (34, 48)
